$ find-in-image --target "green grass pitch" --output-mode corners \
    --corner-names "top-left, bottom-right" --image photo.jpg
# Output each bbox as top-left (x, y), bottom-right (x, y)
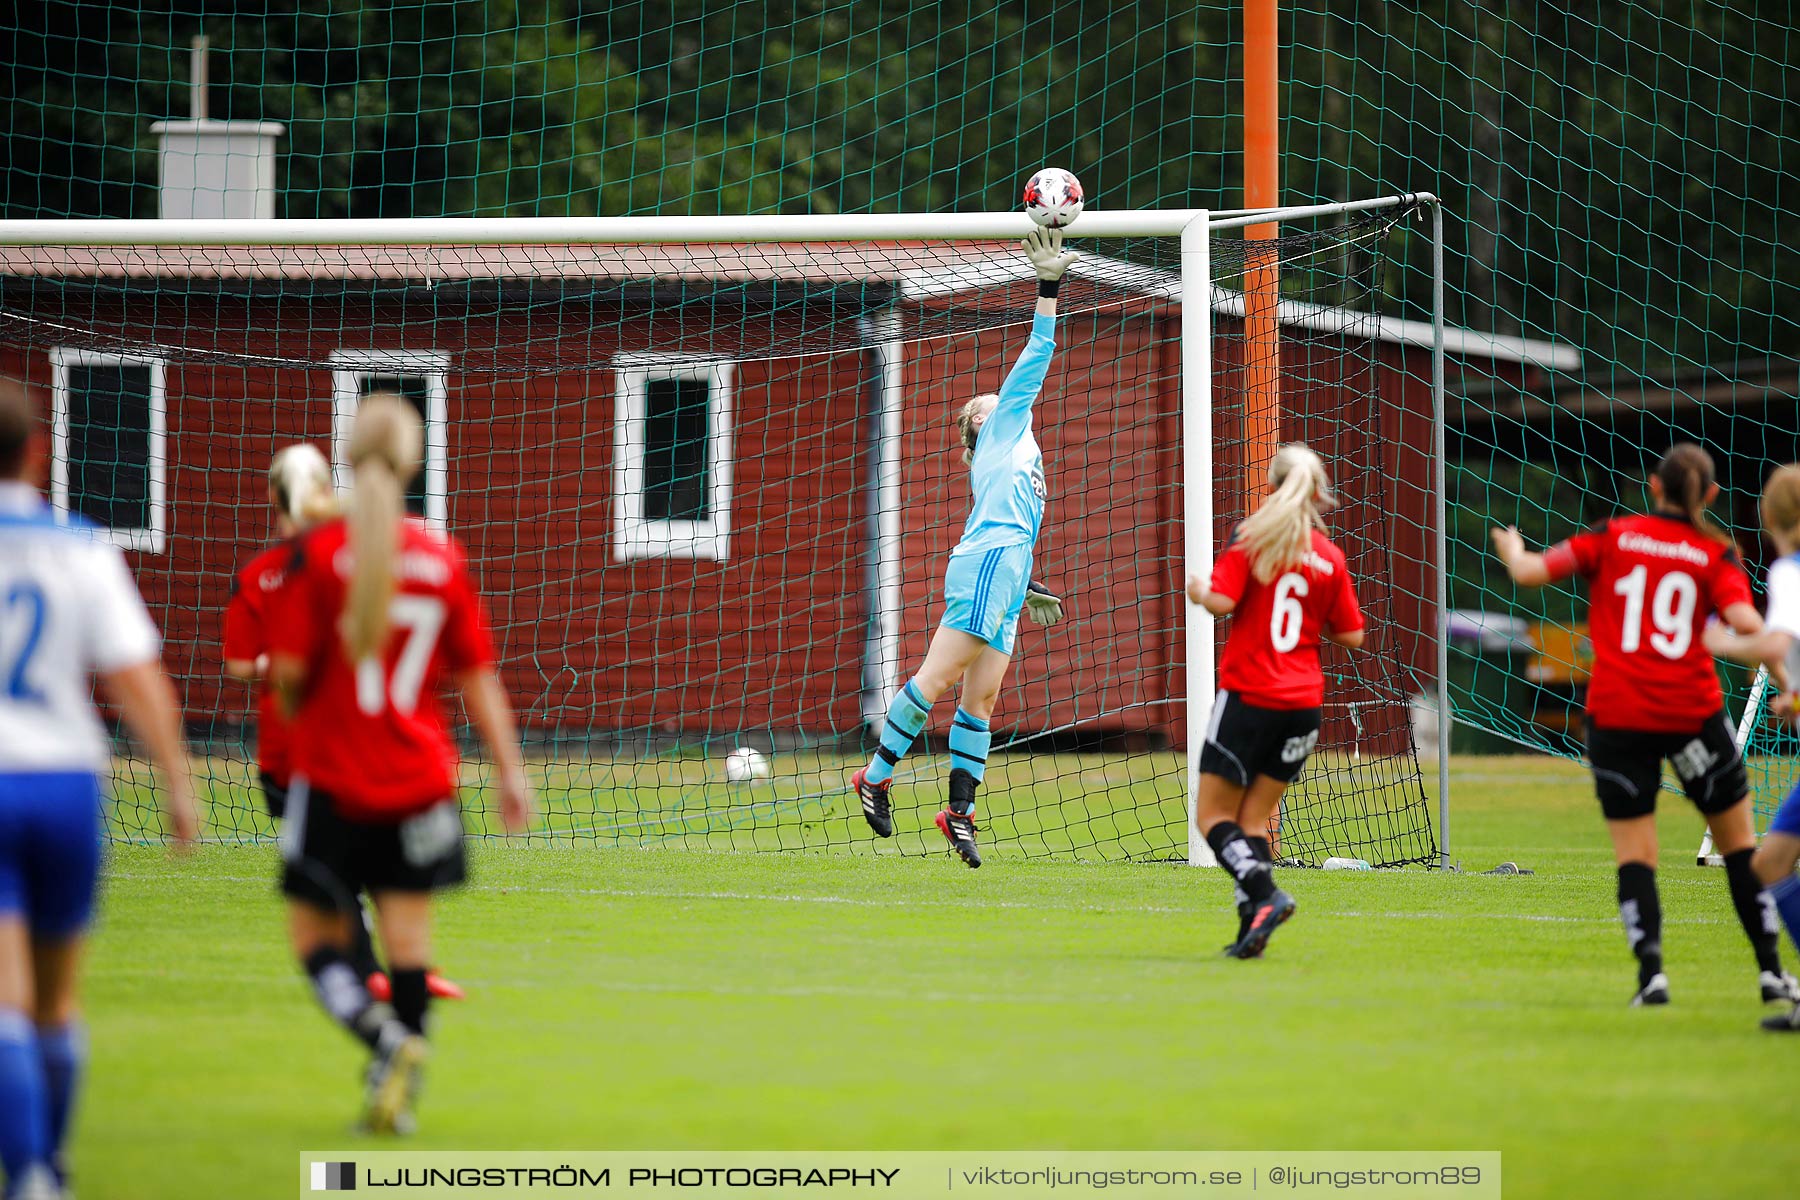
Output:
top-left (76, 755), bottom-right (1794, 1199)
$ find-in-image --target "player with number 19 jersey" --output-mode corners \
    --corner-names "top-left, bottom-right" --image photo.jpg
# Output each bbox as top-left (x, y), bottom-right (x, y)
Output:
top-left (1543, 514), bottom-right (1752, 733)
top-left (270, 517), bottom-right (495, 820)
top-left (1212, 528), bottom-right (1365, 709)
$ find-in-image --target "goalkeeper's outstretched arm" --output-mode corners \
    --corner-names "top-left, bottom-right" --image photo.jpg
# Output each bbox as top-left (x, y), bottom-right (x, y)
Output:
top-left (977, 228), bottom-right (1077, 454)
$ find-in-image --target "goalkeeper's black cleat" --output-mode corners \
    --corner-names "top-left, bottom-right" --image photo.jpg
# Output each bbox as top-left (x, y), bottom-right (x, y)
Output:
top-left (851, 767), bottom-right (893, 838)
top-left (1760, 969), bottom-right (1800, 1004)
top-left (1226, 889), bottom-right (1295, 959)
top-left (1630, 973), bottom-right (1670, 1008)
top-left (1761, 1002), bottom-right (1800, 1032)
top-left (935, 808), bottom-right (982, 868)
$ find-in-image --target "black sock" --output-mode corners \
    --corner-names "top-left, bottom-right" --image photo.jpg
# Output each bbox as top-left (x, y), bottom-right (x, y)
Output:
top-left (1206, 821), bottom-right (1275, 903)
top-left (389, 967), bottom-right (430, 1037)
top-left (303, 946), bottom-right (405, 1053)
top-left (1617, 863), bottom-right (1664, 986)
top-left (948, 768), bottom-right (978, 817)
top-left (1235, 837), bottom-right (1271, 935)
top-left (349, 898), bottom-right (384, 983)
top-left (1723, 848), bottom-right (1783, 975)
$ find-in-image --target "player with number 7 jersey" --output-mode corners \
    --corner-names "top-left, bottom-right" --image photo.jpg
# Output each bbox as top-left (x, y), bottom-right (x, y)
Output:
top-left (268, 396), bottom-right (532, 1135)
top-left (1493, 443), bottom-right (1796, 1011)
top-left (272, 512), bottom-right (492, 818)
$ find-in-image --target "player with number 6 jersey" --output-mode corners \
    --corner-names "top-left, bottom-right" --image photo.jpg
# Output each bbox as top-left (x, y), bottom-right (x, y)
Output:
top-left (268, 395), bottom-right (533, 1135)
top-left (1186, 444), bottom-right (1365, 960)
top-left (1493, 443), bottom-right (1796, 1009)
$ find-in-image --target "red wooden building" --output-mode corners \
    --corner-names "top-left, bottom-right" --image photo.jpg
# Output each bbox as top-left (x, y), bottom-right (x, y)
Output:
top-left (0, 243), bottom-right (1578, 750)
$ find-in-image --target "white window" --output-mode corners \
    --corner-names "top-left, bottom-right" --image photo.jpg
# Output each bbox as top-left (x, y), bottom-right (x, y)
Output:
top-left (613, 356), bottom-right (734, 561)
top-left (329, 351), bottom-right (450, 528)
top-left (49, 348), bottom-right (168, 554)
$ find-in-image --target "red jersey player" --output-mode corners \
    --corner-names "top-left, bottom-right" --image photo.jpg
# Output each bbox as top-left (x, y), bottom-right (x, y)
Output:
top-left (269, 396), bottom-right (532, 1134)
top-left (1494, 443), bottom-right (1795, 1008)
top-left (223, 445), bottom-right (335, 822)
top-left (223, 445), bottom-right (465, 1005)
top-left (1186, 444), bottom-right (1365, 959)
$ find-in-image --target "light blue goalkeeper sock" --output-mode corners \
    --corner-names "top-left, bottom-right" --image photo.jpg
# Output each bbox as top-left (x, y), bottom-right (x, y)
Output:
top-left (1769, 874), bottom-right (1800, 959)
top-left (0, 1009), bottom-right (49, 1186)
top-left (949, 708), bottom-right (991, 783)
top-left (36, 1023), bottom-right (83, 1169)
top-left (866, 681), bottom-right (933, 785)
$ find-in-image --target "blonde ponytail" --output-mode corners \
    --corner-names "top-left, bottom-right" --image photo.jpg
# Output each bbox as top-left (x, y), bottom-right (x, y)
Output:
top-left (1240, 443), bottom-right (1336, 583)
top-left (342, 395), bottom-right (423, 661)
top-left (1762, 464), bottom-right (1800, 550)
top-left (268, 443), bottom-right (337, 528)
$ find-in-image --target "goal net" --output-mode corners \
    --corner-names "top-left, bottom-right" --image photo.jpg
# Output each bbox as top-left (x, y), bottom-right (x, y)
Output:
top-left (0, 204), bottom-right (1441, 867)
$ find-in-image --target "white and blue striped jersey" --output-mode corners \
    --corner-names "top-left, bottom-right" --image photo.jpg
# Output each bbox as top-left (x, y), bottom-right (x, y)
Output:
top-left (0, 482), bottom-right (161, 772)
top-left (954, 311), bottom-right (1055, 556)
top-left (1764, 553), bottom-right (1800, 690)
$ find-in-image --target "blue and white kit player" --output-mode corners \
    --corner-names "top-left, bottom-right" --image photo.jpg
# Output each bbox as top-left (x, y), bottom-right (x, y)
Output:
top-left (852, 226), bottom-right (1075, 867)
top-left (0, 383), bottom-right (195, 1200)
top-left (1704, 463), bottom-right (1800, 1031)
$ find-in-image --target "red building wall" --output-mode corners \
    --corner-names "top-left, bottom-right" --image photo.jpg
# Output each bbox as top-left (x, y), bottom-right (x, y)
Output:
top-left (2, 294), bottom-right (871, 740)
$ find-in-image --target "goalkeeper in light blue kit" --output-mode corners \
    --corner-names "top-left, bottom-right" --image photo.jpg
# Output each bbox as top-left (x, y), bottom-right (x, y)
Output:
top-left (852, 226), bottom-right (1076, 867)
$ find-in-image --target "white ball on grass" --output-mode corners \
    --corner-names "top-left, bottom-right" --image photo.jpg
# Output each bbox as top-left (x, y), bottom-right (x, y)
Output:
top-left (724, 747), bottom-right (772, 782)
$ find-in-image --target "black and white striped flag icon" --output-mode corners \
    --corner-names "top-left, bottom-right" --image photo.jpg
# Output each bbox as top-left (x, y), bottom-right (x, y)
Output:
top-left (310, 1162), bottom-right (356, 1191)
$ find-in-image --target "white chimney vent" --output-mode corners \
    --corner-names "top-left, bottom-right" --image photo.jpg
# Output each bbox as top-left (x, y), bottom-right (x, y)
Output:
top-left (149, 38), bottom-right (283, 219)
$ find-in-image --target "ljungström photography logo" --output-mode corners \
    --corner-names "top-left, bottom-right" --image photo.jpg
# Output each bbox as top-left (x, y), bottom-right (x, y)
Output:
top-left (310, 1161), bottom-right (356, 1191)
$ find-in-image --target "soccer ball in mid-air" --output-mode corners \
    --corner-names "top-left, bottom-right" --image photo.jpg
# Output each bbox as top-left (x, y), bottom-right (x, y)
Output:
top-left (724, 747), bottom-right (772, 782)
top-left (1023, 168), bottom-right (1085, 228)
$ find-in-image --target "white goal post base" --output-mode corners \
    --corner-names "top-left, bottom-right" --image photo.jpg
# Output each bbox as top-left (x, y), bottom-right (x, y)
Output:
top-left (1698, 664), bottom-right (1771, 866)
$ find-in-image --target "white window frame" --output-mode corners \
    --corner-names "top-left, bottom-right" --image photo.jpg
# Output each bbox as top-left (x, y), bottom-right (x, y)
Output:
top-left (48, 348), bottom-right (168, 554)
top-left (612, 355), bottom-right (734, 561)
top-left (329, 350), bottom-right (450, 529)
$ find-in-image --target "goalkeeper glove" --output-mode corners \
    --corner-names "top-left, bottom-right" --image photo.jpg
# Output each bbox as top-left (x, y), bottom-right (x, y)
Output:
top-left (1024, 579), bottom-right (1065, 627)
top-left (1023, 227), bottom-right (1078, 284)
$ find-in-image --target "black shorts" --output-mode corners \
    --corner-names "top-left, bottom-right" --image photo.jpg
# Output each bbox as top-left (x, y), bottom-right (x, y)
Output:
top-left (279, 778), bottom-right (467, 912)
top-left (258, 771), bottom-right (288, 821)
top-left (1198, 690), bottom-right (1323, 787)
top-left (1587, 709), bottom-right (1748, 820)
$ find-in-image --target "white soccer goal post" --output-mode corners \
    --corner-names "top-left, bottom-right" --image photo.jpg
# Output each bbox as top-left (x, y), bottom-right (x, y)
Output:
top-left (0, 197), bottom-right (1450, 869)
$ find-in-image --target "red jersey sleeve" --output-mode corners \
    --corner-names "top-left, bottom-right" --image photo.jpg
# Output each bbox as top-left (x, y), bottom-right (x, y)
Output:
top-left (1708, 549), bottom-right (1754, 613)
top-left (1210, 537), bottom-right (1252, 603)
top-left (268, 541), bottom-right (328, 668)
top-left (1544, 523), bottom-right (1609, 583)
top-left (221, 569), bottom-right (262, 662)
top-left (1330, 559), bottom-right (1365, 633)
top-left (440, 554), bottom-right (496, 674)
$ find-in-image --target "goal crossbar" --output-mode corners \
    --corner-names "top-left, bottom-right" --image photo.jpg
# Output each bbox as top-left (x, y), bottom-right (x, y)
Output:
top-left (0, 195), bottom-right (1434, 247)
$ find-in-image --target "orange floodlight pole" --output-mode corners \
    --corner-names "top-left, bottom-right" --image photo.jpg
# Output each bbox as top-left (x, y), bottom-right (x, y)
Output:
top-left (1243, 0), bottom-right (1281, 491)
top-left (1244, 0), bottom-right (1283, 855)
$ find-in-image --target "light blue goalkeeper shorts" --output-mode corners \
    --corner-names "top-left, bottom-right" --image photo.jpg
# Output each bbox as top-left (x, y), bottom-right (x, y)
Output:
top-left (939, 543), bottom-right (1033, 656)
